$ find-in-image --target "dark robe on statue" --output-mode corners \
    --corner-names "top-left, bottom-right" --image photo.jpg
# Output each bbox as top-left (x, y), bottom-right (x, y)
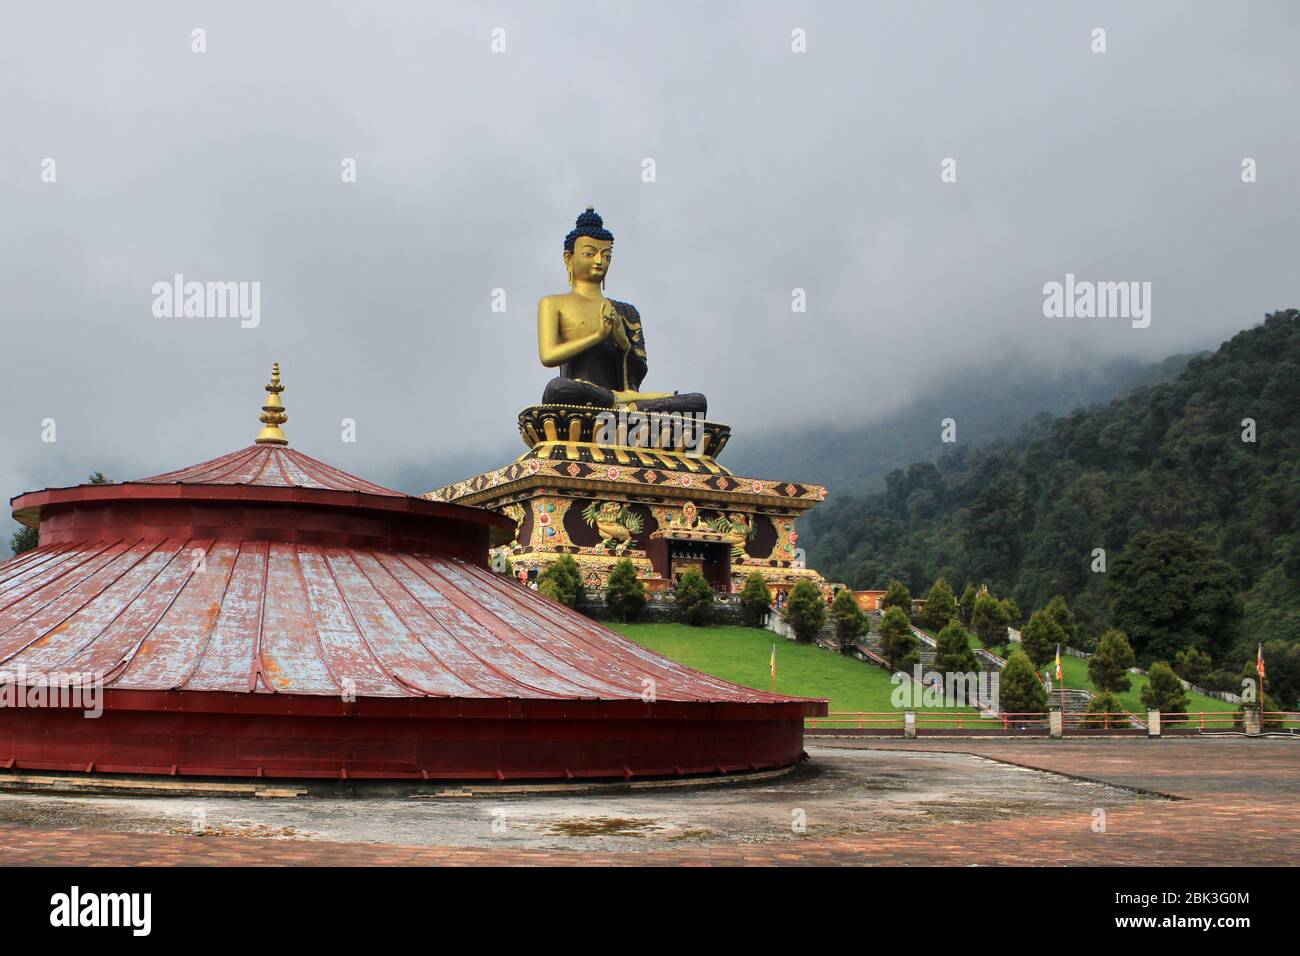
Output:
top-left (543, 300), bottom-right (707, 414)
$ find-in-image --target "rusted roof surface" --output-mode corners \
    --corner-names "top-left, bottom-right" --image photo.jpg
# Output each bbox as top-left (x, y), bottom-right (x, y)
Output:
top-left (137, 444), bottom-right (405, 497)
top-left (0, 540), bottom-right (803, 704)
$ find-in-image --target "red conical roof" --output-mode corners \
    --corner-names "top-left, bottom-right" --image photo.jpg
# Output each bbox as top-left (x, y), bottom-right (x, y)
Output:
top-left (0, 366), bottom-right (823, 780)
top-left (0, 538), bottom-right (797, 703)
top-left (137, 444), bottom-right (406, 496)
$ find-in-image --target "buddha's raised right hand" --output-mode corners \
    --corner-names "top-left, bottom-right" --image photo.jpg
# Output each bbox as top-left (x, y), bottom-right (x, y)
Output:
top-left (603, 303), bottom-right (631, 352)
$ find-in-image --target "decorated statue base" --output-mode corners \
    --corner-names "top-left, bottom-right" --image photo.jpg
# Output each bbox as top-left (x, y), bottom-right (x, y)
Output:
top-left (426, 404), bottom-right (828, 595)
top-left (426, 207), bottom-right (830, 596)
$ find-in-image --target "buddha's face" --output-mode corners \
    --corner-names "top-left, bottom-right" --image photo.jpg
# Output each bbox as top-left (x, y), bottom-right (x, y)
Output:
top-left (565, 237), bottom-right (613, 284)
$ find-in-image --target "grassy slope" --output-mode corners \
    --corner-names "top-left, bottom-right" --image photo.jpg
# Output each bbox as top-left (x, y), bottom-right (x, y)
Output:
top-left (610, 622), bottom-right (977, 717)
top-left (612, 622), bottom-right (1234, 717)
top-left (978, 638), bottom-right (1234, 713)
top-left (922, 623), bottom-right (1232, 714)
top-left (1054, 654), bottom-right (1235, 715)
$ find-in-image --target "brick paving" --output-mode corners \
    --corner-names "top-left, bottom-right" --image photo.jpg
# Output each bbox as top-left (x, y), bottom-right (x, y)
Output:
top-left (1, 738), bottom-right (1296, 865)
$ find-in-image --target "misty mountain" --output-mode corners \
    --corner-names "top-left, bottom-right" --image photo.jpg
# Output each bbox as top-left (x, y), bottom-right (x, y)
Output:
top-left (807, 310), bottom-right (1300, 655)
top-left (725, 351), bottom-right (1197, 499)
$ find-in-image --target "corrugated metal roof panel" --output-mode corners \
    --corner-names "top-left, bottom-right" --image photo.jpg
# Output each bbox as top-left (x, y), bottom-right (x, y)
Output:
top-left (0, 540), bottom-right (807, 706)
top-left (136, 444), bottom-right (405, 496)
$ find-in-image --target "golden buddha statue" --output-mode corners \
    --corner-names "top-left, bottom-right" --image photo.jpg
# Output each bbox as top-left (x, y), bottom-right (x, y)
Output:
top-left (537, 208), bottom-right (707, 414)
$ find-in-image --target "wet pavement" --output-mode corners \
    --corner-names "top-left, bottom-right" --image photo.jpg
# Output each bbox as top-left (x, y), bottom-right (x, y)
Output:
top-left (0, 748), bottom-right (1146, 851)
top-left (0, 738), bottom-right (1294, 865)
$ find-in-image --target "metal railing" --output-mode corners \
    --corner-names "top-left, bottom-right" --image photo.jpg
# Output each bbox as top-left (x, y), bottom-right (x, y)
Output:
top-left (806, 710), bottom-right (1300, 734)
top-left (807, 711), bottom-right (1040, 731)
top-left (1160, 710), bottom-right (1299, 731)
top-left (1061, 711), bottom-right (1145, 730)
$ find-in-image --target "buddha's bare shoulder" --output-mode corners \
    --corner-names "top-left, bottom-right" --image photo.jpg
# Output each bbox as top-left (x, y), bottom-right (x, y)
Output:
top-left (538, 292), bottom-right (579, 311)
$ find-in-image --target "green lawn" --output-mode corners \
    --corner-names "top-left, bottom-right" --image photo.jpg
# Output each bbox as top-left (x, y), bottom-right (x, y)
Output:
top-left (609, 622), bottom-right (1236, 724)
top-left (1053, 653), bottom-right (1235, 716)
top-left (610, 623), bottom-right (987, 726)
top-left (979, 643), bottom-right (1235, 715)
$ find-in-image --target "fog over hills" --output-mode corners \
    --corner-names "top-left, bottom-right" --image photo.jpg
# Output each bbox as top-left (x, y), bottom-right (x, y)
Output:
top-left (4, 4), bottom-right (1298, 559)
top-left (807, 310), bottom-right (1300, 661)
top-left (723, 351), bottom-right (1200, 499)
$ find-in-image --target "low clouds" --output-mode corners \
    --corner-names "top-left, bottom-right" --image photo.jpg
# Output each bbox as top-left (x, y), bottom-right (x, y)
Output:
top-left (1, 1), bottom-right (1296, 512)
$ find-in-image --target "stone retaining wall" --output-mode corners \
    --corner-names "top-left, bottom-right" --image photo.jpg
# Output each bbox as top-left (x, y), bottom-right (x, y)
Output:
top-left (581, 591), bottom-right (748, 625)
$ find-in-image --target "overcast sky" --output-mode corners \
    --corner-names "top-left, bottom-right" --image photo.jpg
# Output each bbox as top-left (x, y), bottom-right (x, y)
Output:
top-left (2, 1), bottom-right (1297, 517)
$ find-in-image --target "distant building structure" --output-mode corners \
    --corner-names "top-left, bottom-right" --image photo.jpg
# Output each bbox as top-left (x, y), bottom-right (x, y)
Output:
top-left (854, 591), bottom-right (926, 615)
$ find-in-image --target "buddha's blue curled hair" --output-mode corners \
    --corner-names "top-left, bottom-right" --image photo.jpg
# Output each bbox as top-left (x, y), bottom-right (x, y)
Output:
top-left (564, 207), bottom-right (614, 252)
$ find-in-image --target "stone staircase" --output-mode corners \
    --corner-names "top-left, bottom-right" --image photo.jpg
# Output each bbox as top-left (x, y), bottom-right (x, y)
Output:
top-left (851, 623), bottom-right (1014, 680)
top-left (857, 632), bottom-right (886, 659)
top-left (911, 627), bottom-right (937, 669)
top-left (1048, 687), bottom-right (1094, 713)
top-left (1046, 687), bottom-right (1146, 728)
top-left (855, 627), bottom-right (939, 671)
top-left (849, 643), bottom-right (888, 668)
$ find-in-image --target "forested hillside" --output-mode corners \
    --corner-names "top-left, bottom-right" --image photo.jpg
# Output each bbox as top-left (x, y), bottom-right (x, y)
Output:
top-left (725, 353), bottom-right (1196, 497)
top-left (810, 310), bottom-right (1300, 660)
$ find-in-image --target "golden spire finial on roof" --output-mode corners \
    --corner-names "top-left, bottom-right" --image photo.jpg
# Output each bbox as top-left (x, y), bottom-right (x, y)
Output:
top-left (254, 362), bottom-right (289, 445)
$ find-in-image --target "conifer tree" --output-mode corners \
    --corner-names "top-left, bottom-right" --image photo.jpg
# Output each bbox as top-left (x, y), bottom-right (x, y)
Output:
top-left (673, 568), bottom-right (714, 626)
top-left (933, 619), bottom-right (978, 674)
top-left (783, 579), bottom-right (826, 643)
top-left (1020, 609), bottom-right (1065, 668)
top-left (971, 591), bottom-right (1011, 647)
top-left (1174, 647), bottom-right (1212, 686)
top-left (1081, 690), bottom-right (1125, 729)
top-left (738, 572), bottom-right (773, 628)
top-left (603, 558), bottom-right (646, 622)
top-left (999, 649), bottom-right (1048, 714)
top-left (9, 525), bottom-right (37, 557)
top-left (1044, 595), bottom-right (1078, 647)
top-left (878, 606), bottom-right (919, 673)
top-left (958, 583), bottom-right (978, 626)
top-left (830, 588), bottom-right (865, 653)
top-left (536, 555), bottom-right (586, 610)
top-left (919, 578), bottom-right (957, 631)
top-left (881, 578), bottom-right (913, 615)
top-left (1088, 629), bottom-right (1136, 693)
top-left (1141, 662), bottom-right (1189, 714)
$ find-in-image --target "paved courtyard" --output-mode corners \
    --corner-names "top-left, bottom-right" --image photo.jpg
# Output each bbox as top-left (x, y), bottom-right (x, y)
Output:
top-left (0, 738), bottom-right (1295, 865)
